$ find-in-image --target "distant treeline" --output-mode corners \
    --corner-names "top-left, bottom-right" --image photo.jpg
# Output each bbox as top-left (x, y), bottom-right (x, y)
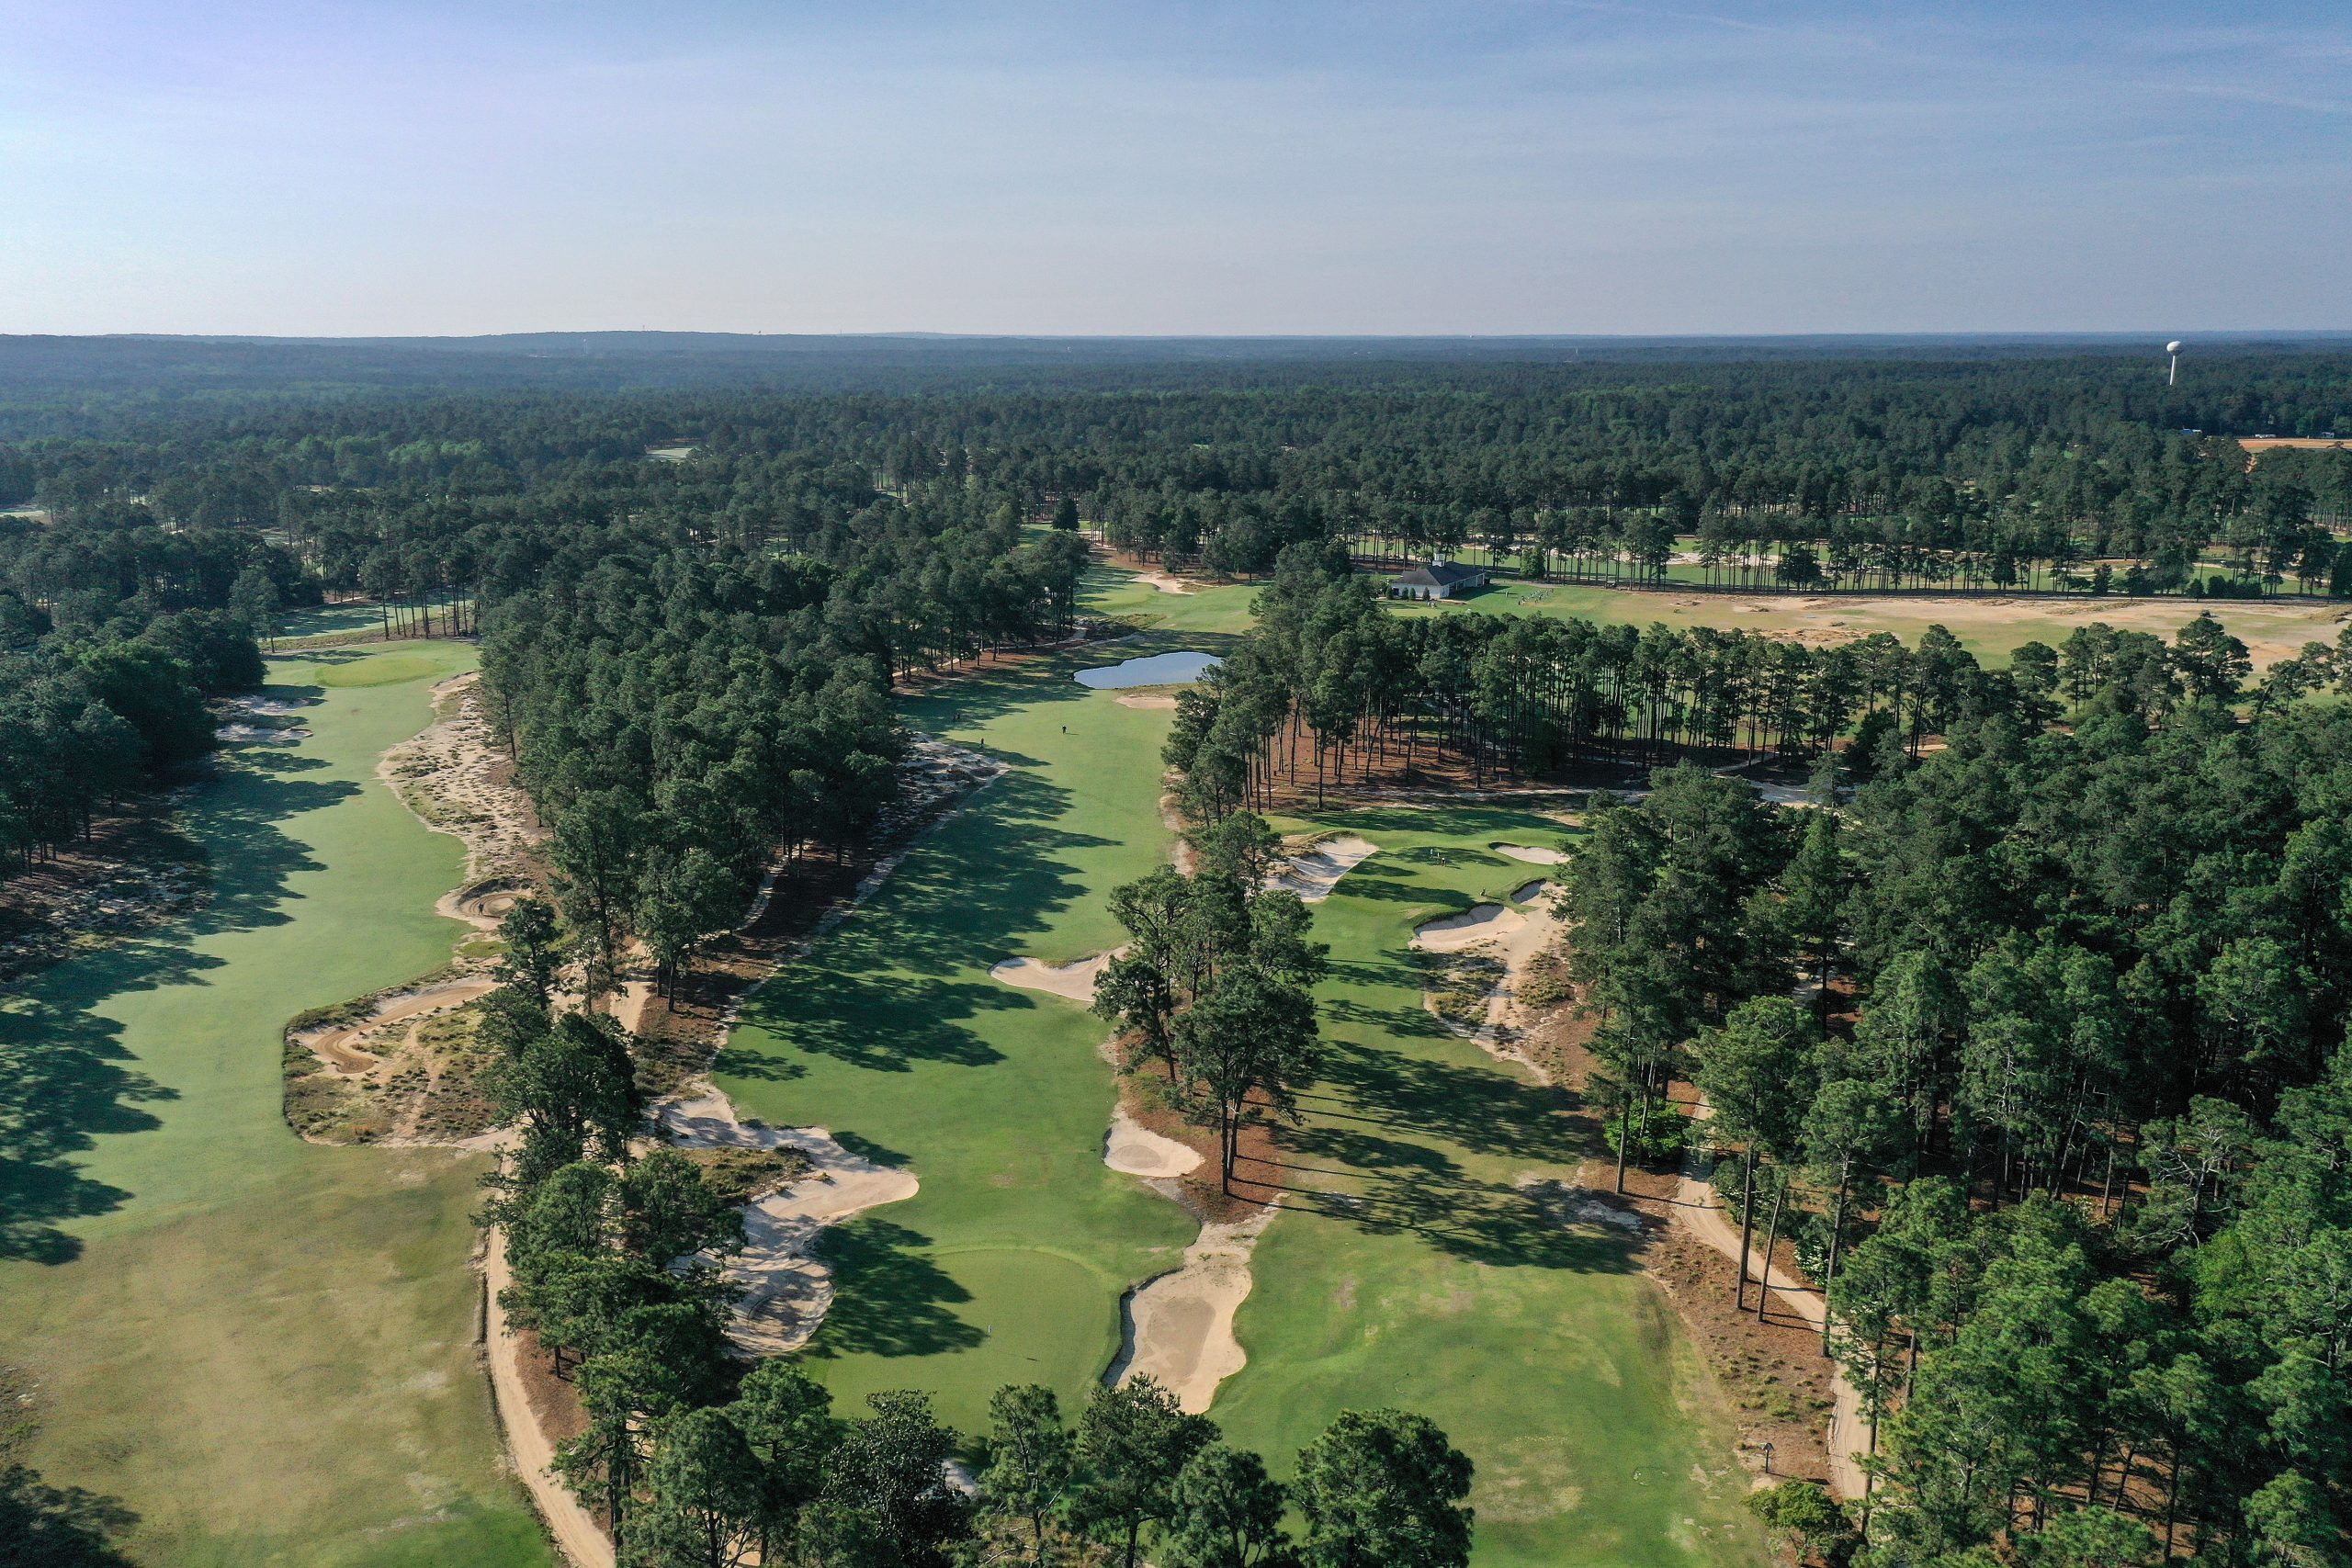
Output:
top-left (1160, 543), bottom-right (2323, 810)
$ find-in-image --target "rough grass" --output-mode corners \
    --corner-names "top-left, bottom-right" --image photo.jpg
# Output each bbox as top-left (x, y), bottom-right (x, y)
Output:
top-left (1216, 803), bottom-right (1765, 1568)
top-left (0, 642), bottom-right (548, 1567)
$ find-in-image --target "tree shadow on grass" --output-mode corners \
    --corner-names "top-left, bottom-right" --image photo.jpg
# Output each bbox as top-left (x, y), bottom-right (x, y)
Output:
top-left (803, 1217), bottom-right (985, 1361)
top-left (729, 770), bottom-right (1114, 1076)
top-left (0, 1461), bottom-right (138, 1565)
top-left (0, 743), bottom-right (357, 1263)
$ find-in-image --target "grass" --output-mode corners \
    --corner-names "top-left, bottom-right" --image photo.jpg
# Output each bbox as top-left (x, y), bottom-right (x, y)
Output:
top-left (1393, 577), bottom-right (2346, 671)
top-left (0, 642), bottom-right (549, 1568)
top-left (716, 636), bottom-right (1208, 1431)
top-left (1205, 803), bottom-right (1764, 1568)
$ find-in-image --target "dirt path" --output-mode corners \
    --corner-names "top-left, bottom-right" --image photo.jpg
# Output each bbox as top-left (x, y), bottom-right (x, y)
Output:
top-left (1671, 1104), bottom-right (1870, 1500)
top-left (297, 977), bottom-right (500, 1074)
top-left (483, 1224), bottom-right (615, 1568)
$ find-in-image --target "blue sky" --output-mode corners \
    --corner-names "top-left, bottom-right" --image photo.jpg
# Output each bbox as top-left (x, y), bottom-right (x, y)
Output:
top-left (1, 1), bottom-right (2346, 334)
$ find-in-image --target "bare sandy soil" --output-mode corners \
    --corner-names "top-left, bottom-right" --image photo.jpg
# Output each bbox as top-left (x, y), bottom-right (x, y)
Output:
top-left (297, 977), bottom-right (500, 1075)
top-left (1674, 1100), bottom-right (1868, 1500)
top-left (658, 1093), bottom-right (921, 1356)
top-left (483, 1224), bottom-right (615, 1568)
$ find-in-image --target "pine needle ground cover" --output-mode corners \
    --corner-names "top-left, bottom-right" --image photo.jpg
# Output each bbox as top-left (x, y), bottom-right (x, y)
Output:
top-left (0, 643), bottom-right (548, 1568)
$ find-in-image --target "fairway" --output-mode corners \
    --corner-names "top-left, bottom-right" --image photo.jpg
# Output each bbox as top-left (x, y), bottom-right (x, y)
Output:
top-left (717, 637), bottom-right (1209, 1430)
top-left (1209, 805), bottom-right (1763, 1568)
top-left (0, 644), bottom-right (549, 1568)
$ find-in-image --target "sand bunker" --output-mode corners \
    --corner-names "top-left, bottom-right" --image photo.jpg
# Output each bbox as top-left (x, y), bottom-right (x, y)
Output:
top-left (299, 976), bottom-right (500, 1075)
top-left (1134, 570), bottom-right (1194, 595)
top-left (1493, 842), bottom-right (1567, 865)
top-left (232, 694), bottom-right (321, 717)
top-left (1116, 692), bottom-right (1181, 709)
top-left (1411, 902), bottom-right (1528, 953)
top-left (1266, 835), bottom-right (1378, 903)
top-left (1107, 1206), bottom-right (1277, 1414)
top-left (215, 722), bottom-right (310, 745)
top-left (990, 951), bottom-right (1117, 1005)
top-left (660, 1093), bottom-right (920, 1357)
top-left (1104, 1107), bottom-right (1202, 1179)
top-left (453, 881), bottom-right (527, 923)
top-left (1512, 880), bottom-right (1551, 904)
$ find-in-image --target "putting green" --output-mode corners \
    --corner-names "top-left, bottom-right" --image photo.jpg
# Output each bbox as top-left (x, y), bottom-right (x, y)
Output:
top-left (1209, 804), bottom-right (1764, 1567)
top-left (718, 638), bottom-right (1206, 1430)
top-left (0, 643), bottom-right (548, 1568)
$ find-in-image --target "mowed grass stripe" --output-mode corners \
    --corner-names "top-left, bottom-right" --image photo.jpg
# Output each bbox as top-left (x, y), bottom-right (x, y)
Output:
top-left (0, 643), bottom-right (549, 1568)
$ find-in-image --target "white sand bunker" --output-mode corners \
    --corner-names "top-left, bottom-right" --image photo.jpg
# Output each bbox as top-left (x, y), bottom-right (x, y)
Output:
top-left (1135, 569), bottom-right (1194, 595)
top-left (1108, 1206), bottom-right (1276, 1414)
top-left (990, 951), bottom-right (1117, 1005)
top-left (1412, 902), bottom-right (1528, 953)
top-left (1493, 842), bottom-right (1568, 865)
top-left (660, 1093), bottom-right (920, 1357)
top-left (232, 694), bottom-right (320, 716)
top-left (1105, 1106), bottom-right (1202, 1179)
top-left (1116, 692), bottom-right (1181, 709)
top-left (1266, 836), bottom-right (1378, 903)
top-left (216, 722), bottom-right (311, 745)
top-left (1512, 880), bottom-right (1551, 904)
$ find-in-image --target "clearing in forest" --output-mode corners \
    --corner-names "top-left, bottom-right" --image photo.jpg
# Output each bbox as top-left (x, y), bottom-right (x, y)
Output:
top-left (1401, 581), bottom-right (2347, 671)
top-left (0, 642), bottom-right (548, 1567)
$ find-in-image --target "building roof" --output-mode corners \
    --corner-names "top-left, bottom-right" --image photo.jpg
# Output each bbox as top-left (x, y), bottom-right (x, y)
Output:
top-left (1394, 560), bottom-right (1487, 589)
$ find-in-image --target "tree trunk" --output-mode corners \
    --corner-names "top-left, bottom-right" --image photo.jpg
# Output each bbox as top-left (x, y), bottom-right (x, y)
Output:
top-left (1736, 1145), bottom-right (1757, 1310)
top-left (1756, 1181), bottom-right (1784, 1322)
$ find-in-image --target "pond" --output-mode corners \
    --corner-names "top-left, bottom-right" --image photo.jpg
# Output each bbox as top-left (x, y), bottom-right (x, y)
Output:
top-left (1074, 649), bottom-right (1223, 689)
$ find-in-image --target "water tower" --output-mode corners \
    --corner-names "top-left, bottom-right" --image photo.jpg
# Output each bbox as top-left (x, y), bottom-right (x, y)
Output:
top-left (2166, 340), bottom-right (2183, 387)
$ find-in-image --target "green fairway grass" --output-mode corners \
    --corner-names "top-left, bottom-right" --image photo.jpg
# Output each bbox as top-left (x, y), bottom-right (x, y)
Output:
top-left (717, 637), bottom-right (1209, 1430)
top-left (1080, 556), bottom-right (1264, 637)
top-left (0, 644), bottom-right (550, 1568)
top-left (1207, 804), bottom-right (1765, 1568)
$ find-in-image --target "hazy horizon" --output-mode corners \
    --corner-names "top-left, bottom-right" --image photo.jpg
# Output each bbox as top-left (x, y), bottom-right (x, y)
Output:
top-left (6, 1), bottom-right (2347, 338)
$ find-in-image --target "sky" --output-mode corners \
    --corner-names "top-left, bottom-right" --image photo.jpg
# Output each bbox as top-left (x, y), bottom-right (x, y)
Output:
top-left (1, 0), bottom-right (2346, 336)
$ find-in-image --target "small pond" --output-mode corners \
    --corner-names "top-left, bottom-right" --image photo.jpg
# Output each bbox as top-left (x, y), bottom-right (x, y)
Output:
top-left (1075, 650), bottom-right (1223, 689)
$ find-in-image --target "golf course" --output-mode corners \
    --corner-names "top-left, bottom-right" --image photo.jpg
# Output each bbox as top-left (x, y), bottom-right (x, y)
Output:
top-left (0, 642), bottom-right (548, 1568)
top-left (713, 575), bottom-right (1766, 1564)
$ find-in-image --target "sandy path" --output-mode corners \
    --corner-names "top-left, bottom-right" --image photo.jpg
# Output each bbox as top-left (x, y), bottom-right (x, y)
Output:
top-left (299, 976), bottom-right (500, 1074)
top-left (1675, 1103), bottom-right (1869, 1500)
top-left (1104, 1107), bottom-right (1202, 1179)
top-left (1493, 842), bottom-right (1568, 865)
top-left (1107, 1205), bottom-right (1277, 1414)
top-left (483, 1225), bottom-right (615, 1568)
top-left (658, 1093), bottom-right (921, 1356)
top-left (1267, 835), bottom-right (1379, 903)
top-left (1411, 902), bottom-right (1528, 953)
top-left (989, 951), bottom-right (1118, 1005)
